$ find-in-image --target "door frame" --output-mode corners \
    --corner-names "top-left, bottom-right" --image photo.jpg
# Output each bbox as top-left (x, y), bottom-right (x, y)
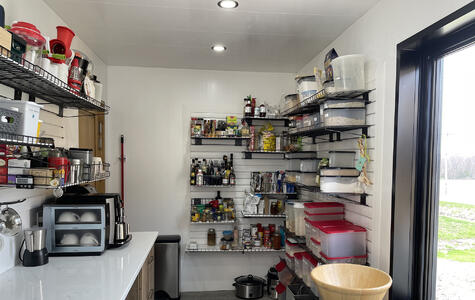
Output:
top-left (391, 3), bottom-right (475, 299)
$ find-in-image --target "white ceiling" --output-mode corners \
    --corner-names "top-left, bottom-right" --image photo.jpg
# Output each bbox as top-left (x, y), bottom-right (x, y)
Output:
top-left (43, 0), bottom-right (380, 73)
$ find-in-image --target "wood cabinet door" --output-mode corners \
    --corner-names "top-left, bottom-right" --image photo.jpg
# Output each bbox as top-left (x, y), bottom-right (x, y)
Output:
top-left (147, 248), bottom-right (155, 299)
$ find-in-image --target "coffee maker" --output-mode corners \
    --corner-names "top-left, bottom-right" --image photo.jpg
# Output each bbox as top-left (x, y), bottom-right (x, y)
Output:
top-left (22, 227), bottom-right (49, 267)
top-left (55, 193), bottom-right (131, 248)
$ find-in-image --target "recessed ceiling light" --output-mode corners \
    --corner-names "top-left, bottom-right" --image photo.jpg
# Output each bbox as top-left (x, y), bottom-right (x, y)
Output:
top-left (218, 0), bottom-right (238, 9)
top-left (212, 45), bottom-right (227, 52)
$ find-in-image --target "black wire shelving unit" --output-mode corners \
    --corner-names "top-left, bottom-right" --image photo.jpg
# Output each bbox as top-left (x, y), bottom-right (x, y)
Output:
top-left (191, 136), bottom-right (249, 146)
top-left (0, 46), bottom-right (109, 115)
top-left (0, 131), bottom-right (55, 147)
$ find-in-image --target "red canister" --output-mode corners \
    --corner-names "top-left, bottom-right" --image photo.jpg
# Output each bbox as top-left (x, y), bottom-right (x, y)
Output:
top-left (48, 156), bottom-right (70, 185)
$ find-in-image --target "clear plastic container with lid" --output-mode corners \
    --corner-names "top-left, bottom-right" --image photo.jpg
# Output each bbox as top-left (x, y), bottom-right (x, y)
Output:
top-left (296, 173), bottom-right (317, 187)
top-left (285, 203), bottom-right (295, 232)
top-left (309, 237), bottom-right (321, 258)
top-left (304, 202), bottom-right (345, 214)
top-left (304, 211), bottom-right (344, 222)
top-left (320, 252), bottom-right (367, 265)
top-left (313, 220), bottom-right (354, 242)
top-left (302, 252), bottom-right (318, 286)
top-left (323, 108), bottom-right (366, 127)
top-left (285, 239), bottom-right (302, 257)
top-left (322, 98), bottom-right (366, 109)
top-left (320, 225), bottom-right (367, 257)
top-left (300, 160), bottom-right (318, 172)
top-left (329, 151), bottom-right (355, 168)
top-left (285, 252), bottom-right (295, 270)
top-left (320, 175), bottom-right (364, 194)
top-left (331, 54), bottom-right (365, 92)
top-left (293, 202), bottom-right (307, 236)
top-left (293, 252), bottom-right (306, 278)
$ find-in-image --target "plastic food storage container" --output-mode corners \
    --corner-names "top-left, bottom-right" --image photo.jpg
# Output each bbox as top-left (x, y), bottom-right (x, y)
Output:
top-left (300, 160), bottom-right (318, 172)
top-left (313, 220), bottom-right (354, 242)
top-left (302, 113), bottom-right (319, 128)
top-left (331, 54), bottom-right (365, 92)
top-left (304, 211), bottom-right (344, 222)
top-left (322, 99), bottom-right (366, 109)
top-left (0, 98), bottom-right (42, 137)
top-left (294, 202), bottom-right (307, 236)
top-left (320, 252), bottom-right (367, 265)
top-left (329, 151), bottom-right (355, 168)
top-left (320, 168), bottom-right (360, 176)
top-left (294, 252), bottom-right (306, 278)
top-left (282, 94), bottom-right (299, 112)
top-left (297, 76), bottom-right (321, 101)
top-left (285, 252), bottom-right (295, 270)
top-left (303, 252), bottom-right (319, 286)
top-left (309, 237), bottom-right (321, 258)
top-left (285, 203), bottom-right (295, 232)
top-left (285, 239), bottom-right (302, 257)
top-left (304, 202), bottom-right (345, 214)
top-left (320, 176), bottom-right (364, 194)
top-left (296, 173), bottom-right (317, 187)
top-left (323, 108), bottom-right (366, 126)
top-left (320, 225), bottom-right (367, 257)
top-left (289, 159), bottom-right (301, 171)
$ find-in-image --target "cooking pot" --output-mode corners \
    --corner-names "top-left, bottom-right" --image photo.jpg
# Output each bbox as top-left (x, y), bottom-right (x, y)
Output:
top-left (233, 274), bottom-right (265, 299)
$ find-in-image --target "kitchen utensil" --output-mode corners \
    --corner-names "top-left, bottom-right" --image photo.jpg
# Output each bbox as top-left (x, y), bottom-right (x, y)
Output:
top-left (55, 26), bottom-right (75, 58)
top-left (80, 211), bottom-right (98, 223)
top-left (80, 232), bottom-right (99, 246)
top-left (68, 148), bottom-right (93, 181)
top-left (91, 157), bottom-right (102, 179)
top-left (233, 275), bottom-right (266, 299)
top-left (60, 233), bottom-right (79, 245)
top-left (57, 211), bottom-right (80, 223)
top-left (70, 158), bottom-right (82, 184)
top-left (120, 135), bottom-right (125, 203)
top-left (0, 207), bottom-right (22, 236)
top-left (22, 227), bottom-right (48, 267)
top-left (115, 222), bottom-right (127, 241)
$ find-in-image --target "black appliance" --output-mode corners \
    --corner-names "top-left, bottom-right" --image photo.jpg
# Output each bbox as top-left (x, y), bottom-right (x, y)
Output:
top-left (22, 227), bottom-right (49, 267)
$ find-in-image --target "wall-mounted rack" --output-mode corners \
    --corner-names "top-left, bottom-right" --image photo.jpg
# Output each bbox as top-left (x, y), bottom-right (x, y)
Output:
top-left (242, 117), bottom-right (289, 126)
top-left (288, 125), bottom-right (370, 143)
top-left (0, 131), bottom-right (55, 148)
top-left (190, 220), bottom-right (235, 225)
top-left (241, 212), bottom-right (286, 218)
top-left (185, 245), bottom-right (285, 253)
top-left (0, 46), bottom-right (109, 116)
top-left (243, 150), bottom-right (287, 159)
top-left (191, 136), bottom-right (249, 146)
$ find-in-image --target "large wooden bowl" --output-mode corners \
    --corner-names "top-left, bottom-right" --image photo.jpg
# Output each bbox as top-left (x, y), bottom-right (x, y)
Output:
top-left (311, 264), bottom-right (392, 300)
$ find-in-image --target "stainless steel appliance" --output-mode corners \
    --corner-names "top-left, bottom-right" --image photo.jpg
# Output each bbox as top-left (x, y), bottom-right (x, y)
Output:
top-left (22, 227), bottom-right (49, 266)
top-left (267, 267), bottom-right (280, 299)
top-left (55, 193), bottom-right (131, 248)
top-left (155, 235), bottom-right (180, 299)
top-left (233, 275), bottom-right (266, 299)
top-left (68, 148), bottom-right (93, 181)
top-left (43, 204), bottom-right (106, 256)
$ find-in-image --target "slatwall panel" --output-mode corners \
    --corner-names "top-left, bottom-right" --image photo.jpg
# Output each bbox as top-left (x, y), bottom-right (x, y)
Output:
top-left (188, 114), bottom-right (288, 247)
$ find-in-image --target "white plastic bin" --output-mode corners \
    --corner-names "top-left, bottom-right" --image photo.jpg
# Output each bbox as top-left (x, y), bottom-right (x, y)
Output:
top-left (329, 151), bottom-right (355, 168)
top-left (320, 176), bottom-right (364, 194)
top-left (285, 203), bottom-right (295, 232)
top-left (320, 252), bottom-right (367, 265)
top-left (297, 76), bottom-right (321, 101)
top-left (304, 202), bottom-right (345, 214)
top-left (323, 108), bottom-right (366, 126)
top-left (313, 220), bottom-right (354, 242)
top-left (300, 160), bottom-right (318, 172)
top-left (331, 54), bottom-right (365, 92)
top-left (282, 94), bottom-right (299, 113)
top-left (0, 98), bottom-right (42, 137)
top-left (296, 173), bottom-right (317, 187)
top-left (310, 238), bottom-right (321, 258)
top-left (304, 211), bottom-right (344, 222)
top-left (322, 99), bottom-right (366, 109)
top-left (285, 252), bottom-right (295, 270)
top-left (320, 225), bottom-right (367, 257)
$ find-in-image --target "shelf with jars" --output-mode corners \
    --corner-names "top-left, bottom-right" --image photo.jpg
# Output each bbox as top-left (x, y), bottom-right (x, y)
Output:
top-left (189, 154), bottom-right (236, 187)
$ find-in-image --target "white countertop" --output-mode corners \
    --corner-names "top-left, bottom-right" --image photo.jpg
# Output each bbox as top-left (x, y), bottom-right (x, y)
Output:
top-left (0, 231), bottom-right (158, 300)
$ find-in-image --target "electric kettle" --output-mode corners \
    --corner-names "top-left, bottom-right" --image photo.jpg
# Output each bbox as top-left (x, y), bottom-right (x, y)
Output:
top-left (22, 227), bottom-right (49, 267)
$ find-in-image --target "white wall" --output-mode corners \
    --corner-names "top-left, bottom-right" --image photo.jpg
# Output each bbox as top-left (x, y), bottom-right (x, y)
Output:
top-left (298, 0), bottom-right (473, 274)
top-left (106, 66), bottom-right (295, 291)
top-left (0, 0), bottom-right (107, 274)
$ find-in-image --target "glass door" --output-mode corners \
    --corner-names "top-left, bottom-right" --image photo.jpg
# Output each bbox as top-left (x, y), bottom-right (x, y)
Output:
top-left (436, 44), bottom-right (475, 299)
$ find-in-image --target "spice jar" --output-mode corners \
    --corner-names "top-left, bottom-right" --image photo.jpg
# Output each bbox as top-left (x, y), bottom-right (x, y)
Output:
top-left (207, 228), bottom-right (216, 246)
top-left (270, 202), bottom-right (278, 215)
